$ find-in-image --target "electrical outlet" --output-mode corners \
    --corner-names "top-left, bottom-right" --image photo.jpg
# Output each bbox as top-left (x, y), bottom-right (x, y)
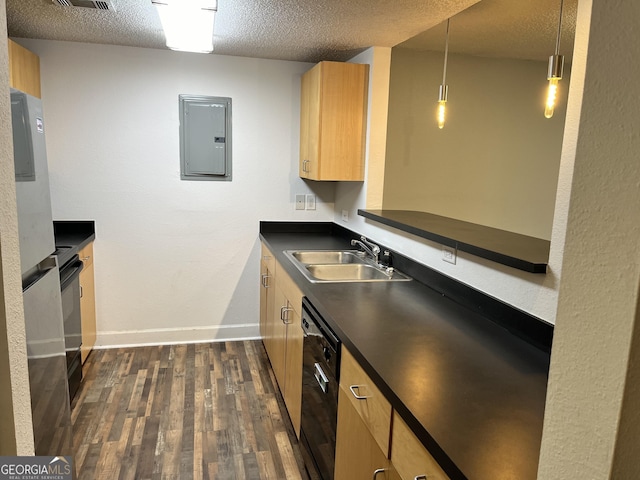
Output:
top-left (295, 194), bottom-right (305, 210)
top-left (341, 210), bottom-right (349, 222)
top-left (305, 194), bottom-right (316, 210)
top-left (442, 245), bottom-right (457, 264)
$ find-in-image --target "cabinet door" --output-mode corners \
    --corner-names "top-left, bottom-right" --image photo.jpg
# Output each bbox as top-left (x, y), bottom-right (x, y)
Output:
top-left (268, 284), bottom-right (288, 390)
top-left (79, 243), bottom-right (96, 365)
top-left (299, 61), bottom-right (367, 181)
top-left (335, 387), bottom-right (394, 480)
top-left (284, 306), bottom-right (303, 438)
top-left (8, 40), bottom-right (41, 98)
top-left (300, 64), bottom-right (321, 179)
top-left (391, 412), bottom-right (450, 480)
top-left (316, 62), bottom-right (367, 181)
top-left (260, 244), bottom-right (276, 340)
top-left (259, 260), bottom-right (271, 339)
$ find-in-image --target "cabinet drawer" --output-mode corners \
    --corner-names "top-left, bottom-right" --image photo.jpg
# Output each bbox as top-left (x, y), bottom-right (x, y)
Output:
top-left (261, 243), bottom-right (276, 275)
top-left (78, 242), bottom-right (94, 268)
top-left (340, 347), bottom-right (392, 456)
top-left (391, 412), bottom-right (450, 480)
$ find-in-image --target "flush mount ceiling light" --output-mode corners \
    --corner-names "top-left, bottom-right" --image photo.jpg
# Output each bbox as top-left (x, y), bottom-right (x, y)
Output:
top-left (152, 0), bottom-right (217, 53)
top-left (437, 18), bottom-right (451, 129)
top-left (545, 0), bottom-right (565, 118)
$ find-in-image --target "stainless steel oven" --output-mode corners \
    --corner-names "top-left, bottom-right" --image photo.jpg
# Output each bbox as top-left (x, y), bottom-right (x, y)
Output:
top-left (300, 297), bottom-right (341, 480)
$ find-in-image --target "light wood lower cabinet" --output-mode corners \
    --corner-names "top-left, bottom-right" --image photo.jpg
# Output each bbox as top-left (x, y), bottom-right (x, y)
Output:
top-left (79, 242), bottom-right (96, 366)
top-left (391, 412), bottom-right (451, 480)
top-left (260, 244), bottom-right (276, 342)
top-left (283, 301), bottom-right (303, 437)
top-left (259, 242), bottom-right (304, 437)
top-left (335, 347), bottom-right (397, 480)
top-left (339, 347), bottom-right (392, 455)
top-left (258, 246), bottom-right (450, 477)
top-left (335, 387), bottom-right (400, 480)
top-left (336, 346), bottom-right (447, 480)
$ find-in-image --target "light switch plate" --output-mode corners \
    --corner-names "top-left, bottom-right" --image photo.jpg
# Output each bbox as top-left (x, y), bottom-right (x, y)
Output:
top-left (305, 194), bottom-right (316, 210)
top-left (295, 194), bottom-right (305, 210)
top-left (342, 210), bottom-right (349, 222)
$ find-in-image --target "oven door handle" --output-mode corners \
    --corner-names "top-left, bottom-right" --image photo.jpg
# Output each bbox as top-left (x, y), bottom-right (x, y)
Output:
top-left (60, 259), bottom-right (84, 290)
top-left (314, 362), bottom-right (329, 394)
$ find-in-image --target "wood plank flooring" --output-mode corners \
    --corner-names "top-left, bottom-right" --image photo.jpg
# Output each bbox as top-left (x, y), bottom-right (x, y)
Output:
top-left (71, 340), bottom-right (309, 480)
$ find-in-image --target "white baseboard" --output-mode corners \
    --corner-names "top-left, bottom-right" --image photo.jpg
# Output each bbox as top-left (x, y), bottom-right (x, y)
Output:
top-left (94, 323), bottom-right (260, 349)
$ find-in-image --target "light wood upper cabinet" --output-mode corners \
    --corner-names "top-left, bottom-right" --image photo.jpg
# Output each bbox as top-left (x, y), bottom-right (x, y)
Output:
top-left (8, 40), bottom-right (41, 98)
top-left (79, 242), bottom-right (96, 366)
top-left (299, 61), bottom-right (368, 181)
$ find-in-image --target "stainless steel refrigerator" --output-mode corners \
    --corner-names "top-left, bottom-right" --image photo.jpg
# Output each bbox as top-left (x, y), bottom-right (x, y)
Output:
top-left (11, 90), bottom-right (73, 457)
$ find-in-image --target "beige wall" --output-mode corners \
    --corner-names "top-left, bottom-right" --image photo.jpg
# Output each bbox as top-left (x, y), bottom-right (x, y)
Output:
top-left (0, 0), bottom-right (35, 455)
top-left (537, 0), bottom-right (640, 477)
top-left (384, 49), bottom-right (567, 240)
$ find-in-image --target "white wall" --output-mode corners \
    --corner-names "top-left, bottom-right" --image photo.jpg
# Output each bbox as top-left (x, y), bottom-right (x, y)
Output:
top-left (18, 39), bottom-right (334, 347)
top-left (337, 47), bottom-right (563, 324)
top-left (384, 49), bottom-right (567, 241)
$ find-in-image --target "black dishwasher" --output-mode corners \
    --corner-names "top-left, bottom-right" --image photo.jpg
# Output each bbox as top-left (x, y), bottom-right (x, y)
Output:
top-left (300, 297), bottom-right (341, 480)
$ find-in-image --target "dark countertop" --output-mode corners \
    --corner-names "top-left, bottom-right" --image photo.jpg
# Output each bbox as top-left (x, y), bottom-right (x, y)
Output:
top-left (53, 221), bottom-right (96, 263)
top-left (260, 223), bottom-right (550, 480)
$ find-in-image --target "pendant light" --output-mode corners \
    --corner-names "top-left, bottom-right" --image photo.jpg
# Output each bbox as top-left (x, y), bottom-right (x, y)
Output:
top-left (437, 18), bottom-right (451, 129)
top-left (545, 0), bottom-right (565, 118)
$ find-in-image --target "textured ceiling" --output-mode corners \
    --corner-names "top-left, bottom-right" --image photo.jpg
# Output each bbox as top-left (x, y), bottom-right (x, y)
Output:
top-left (6, 0), bottom-right (577, 63)
top-left (399, 0), bottom-right (578, 61)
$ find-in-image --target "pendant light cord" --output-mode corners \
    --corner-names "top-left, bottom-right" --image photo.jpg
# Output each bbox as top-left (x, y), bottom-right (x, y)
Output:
top-left (442, 18), bottom-right (450, 85)
top-left (554, 0), bottom-right (564, 55)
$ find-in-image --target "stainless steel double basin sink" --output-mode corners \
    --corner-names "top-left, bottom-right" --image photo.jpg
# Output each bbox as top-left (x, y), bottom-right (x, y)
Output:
top-left (284, 250), bottom-right (412, 283)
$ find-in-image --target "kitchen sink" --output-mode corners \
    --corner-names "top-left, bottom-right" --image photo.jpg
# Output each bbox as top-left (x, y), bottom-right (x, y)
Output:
top-left (289, 250), bottom-right (367, 265)
top-left (284, 250), bottom-right (412, 283)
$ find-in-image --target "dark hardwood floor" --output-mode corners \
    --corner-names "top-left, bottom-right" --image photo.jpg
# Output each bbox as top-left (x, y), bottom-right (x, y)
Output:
top-left (71, 340), bottom-right (308, 479)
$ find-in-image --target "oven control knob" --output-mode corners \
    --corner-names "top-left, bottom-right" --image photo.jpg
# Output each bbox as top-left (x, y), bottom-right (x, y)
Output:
top-left (323, 346), bottom-right (331, 361)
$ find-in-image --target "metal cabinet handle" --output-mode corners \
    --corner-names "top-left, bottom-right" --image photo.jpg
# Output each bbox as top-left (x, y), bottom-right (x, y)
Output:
top-left (373, 468), bottom-right (386, 479)
top-left (349, 385), bottom-right (371, 400)
top-left (280, 306), bottom-right (293, 323)
top-left (302, 159), bottom-right (310, 172)
top-left (82, 255), bottom-right (91, 261)
top-left (80, 285), bottom-right (84, 298)
top-left (415, 476), bottom-right (428, 480)
top-left (262, 255), bottom-right (271, 261)
top-left (261, 274), bottom-right (270, 288)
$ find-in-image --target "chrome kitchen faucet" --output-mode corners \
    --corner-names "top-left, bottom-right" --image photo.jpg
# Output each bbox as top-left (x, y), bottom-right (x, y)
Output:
top-left (351, 236), bottom-right (381, 265)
